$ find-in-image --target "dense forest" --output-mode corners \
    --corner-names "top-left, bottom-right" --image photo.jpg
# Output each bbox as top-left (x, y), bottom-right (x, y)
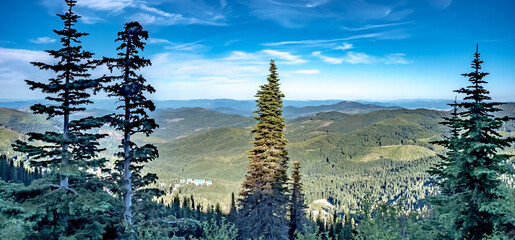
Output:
top-left (0, 0), bottom-right (514, 239)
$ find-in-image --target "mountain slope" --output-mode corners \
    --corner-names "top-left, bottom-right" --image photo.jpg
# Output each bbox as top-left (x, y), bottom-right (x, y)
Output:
top-left (283, 101), bottom-right (402, 119)
top-left (152, 107), bottom-right (254, 140)
top-left (150, 108), bottom-right (456, 210)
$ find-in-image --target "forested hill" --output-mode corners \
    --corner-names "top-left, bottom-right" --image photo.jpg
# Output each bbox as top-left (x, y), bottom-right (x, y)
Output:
top-left (283, 101), bottom-right (402, 119)
top-left (1, 103), bottom-right (514, 212)
top-left (147, 107), bottom-right (455, 209)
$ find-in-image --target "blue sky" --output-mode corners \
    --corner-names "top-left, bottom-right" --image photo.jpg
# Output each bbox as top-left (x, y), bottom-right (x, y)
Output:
top-left (0, 0), bottom-right (513, 100)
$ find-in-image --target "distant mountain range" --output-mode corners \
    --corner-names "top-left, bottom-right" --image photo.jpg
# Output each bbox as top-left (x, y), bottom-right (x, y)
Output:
top-left (0, 98), bottom-right (461, 117)
top-left (0, 98), bottom-right (466, 121)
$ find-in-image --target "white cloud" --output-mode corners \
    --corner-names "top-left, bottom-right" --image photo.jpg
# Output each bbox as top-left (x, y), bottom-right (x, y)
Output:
top-left (71, 0), bottom-right (227, 26)
top-left (29, 37), bottom-right (56, 44)
top-left (312, 51), bottom-right (343, 64)
top-left (262, 33), bottom-right (381, 46)
top-left (142, 52), bottom-right (266, 100)
top-left (164, 41), bottom-right (205, 51)
top-left (80, 15), bottom-right (103, 24)
top-left (313, 51), bottom-right (406, 65)
top-left (342, 22), bottom-right (411, 31)
top-left (0, 48), bottom-right (54, 99)
top-left (345, 52), bottom-right (374, 64)
top-left (148, 38), bottom-right (172, 44)
top-left (225, 51), bottom-right (257, 61)
top-left (295, 69), bottom-right (320, 74)
top-left (131, 12), bottom-right (225, 26)
top-left (334, 42), bottom-right (353, 51)
top-left (0, 48), bottom-right (52, 63)
top-left (224, 50), bottom-right (307, 65)
top-left (76, 0), bottom-right (134, 13)
top-left (385, 53), bottom-right (410, 64)
top-left (261, 50), bottom-right (307, 64)
top-left (148, 38), bottom-right (205, 51)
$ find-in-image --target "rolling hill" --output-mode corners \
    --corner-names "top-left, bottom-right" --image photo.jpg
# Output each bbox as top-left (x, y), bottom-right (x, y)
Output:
top-left (0, 103), bottom-right (513, 212)
top-left (283, 101), bottom-right (402, 119)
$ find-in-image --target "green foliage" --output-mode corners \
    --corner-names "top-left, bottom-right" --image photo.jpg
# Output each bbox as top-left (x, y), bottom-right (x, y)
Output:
top-left (238, 59), bottom-right (290, 240)
top-left (290, 161), bottom-right (309, 239)
top-left (4, 0), bottom-right (112, 238)
top-left (429, 46), bottom-right (515, 239)
top-left (202, 218), bottom-right (238, 240)
top-left (0, 215), bottom-right (30, 240)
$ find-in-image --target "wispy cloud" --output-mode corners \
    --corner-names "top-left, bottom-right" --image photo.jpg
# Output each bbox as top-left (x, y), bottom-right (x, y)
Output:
top-left (342, 22), bottom-right (411, 31)
top-left (428, 0), bottom-right (453, 10)
top-left (313, 51), bottom-right (374, 64)
top-left (334, 42), bottom-right (353, 51)
top-left (0, 48), bottom-right (53, 99)
top-left (262, 50), bottom-right (307, 64)
top-left (29, 37), bottom-right (56, 44)
top-left (295, 69), bottom-right (320, 74)
top-left (80, 15), bottom-right (103, 24)
top-left (149, 38), bottom-right (206, 51)
top-left (76, 0), bottom-right (134, 13)
top-left (132, 4), bottom-right (226, 26)
top-left (63, 0), bottom-right (229, 26)
top-left (224, 50), bottom-right (307, 65)
top-left (148, 38), bottom-right (172, 45)
top-left (312, 51), bottom-right (343, 64)
top-left (312, 51), bottom-right (409, 65)
top-left (263, 33), bottom-right (381, 46)
top-left (345, 52), bottom-right (374, 64)
top-left (224, 51), bottom-right (257, 61)
top-left (245, 0), bottom-right (413, 28)
top-left (385, 53), bottom-right (410, 64)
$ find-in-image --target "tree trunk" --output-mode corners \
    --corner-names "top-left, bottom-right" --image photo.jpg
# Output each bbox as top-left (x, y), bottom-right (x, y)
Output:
top-left (123, 40), bottom-right (133, 224)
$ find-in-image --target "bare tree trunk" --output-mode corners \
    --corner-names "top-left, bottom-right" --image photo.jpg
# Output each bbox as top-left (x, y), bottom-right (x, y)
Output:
top-left (123, 39), bottom-right (133, 224)
top-left (123, 102), bottom-right (132, 224)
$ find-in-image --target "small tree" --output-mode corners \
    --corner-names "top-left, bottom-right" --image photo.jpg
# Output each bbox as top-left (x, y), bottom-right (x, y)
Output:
top-left (430, 45), bottom-right (514, 239)
top-left (289, 161), bottom-right (309, 239)
top-left (100, 21), bottom-right (159, 226)
top-left (238, 59), bottom-right (290, 240)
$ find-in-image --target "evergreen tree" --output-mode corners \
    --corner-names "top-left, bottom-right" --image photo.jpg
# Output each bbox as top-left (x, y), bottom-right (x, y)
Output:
top-left (342, 212), bottom-right (353, 240)
top-left (238, 59), bottom-right (289, 240)
top-left (289, 161), bottom-right (309, 239)
top-left (100, 21), bottom-right (159, 226)
top-left (230, 192), bottom-right (236, 214)
top-left (430, 45), bottom-right (515, 239)
top-left (4, 0), bottom-right (114, 238)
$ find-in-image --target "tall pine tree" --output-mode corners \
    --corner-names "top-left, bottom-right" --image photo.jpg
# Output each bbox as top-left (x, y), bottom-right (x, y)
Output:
top-left (238, 59), bottom-right (290, 240)
top-left (6, 0), bottom-right (114, 238)
top-left (100, 21), bottom-right (159, 226)
top-left (431, 45), bottom-right (514, 239)
top-left (289, 161), bottom-right (309, 240)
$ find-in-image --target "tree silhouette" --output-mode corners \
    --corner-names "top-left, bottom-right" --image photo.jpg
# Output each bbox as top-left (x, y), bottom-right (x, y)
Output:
top-left (6, 0), bottom-right (113, 238)
top-left (289, 161), bottom-right (309, 239)
top-left (100, 21), bottom-right (159, 226)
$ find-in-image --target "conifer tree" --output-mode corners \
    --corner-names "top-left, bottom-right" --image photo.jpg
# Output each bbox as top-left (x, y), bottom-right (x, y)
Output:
top-left (289, 161), bottom-right (308, 239)
top-left (238, 59), bottom-right (289, 240)
top-left (5, 0), bottom-right (114, 238)
top-left (100, 21), bottom-right (159, 226)
top-left (431, 45), bottom-right (514, 239)
top-left (230, 192), bottom-right (236, 215)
